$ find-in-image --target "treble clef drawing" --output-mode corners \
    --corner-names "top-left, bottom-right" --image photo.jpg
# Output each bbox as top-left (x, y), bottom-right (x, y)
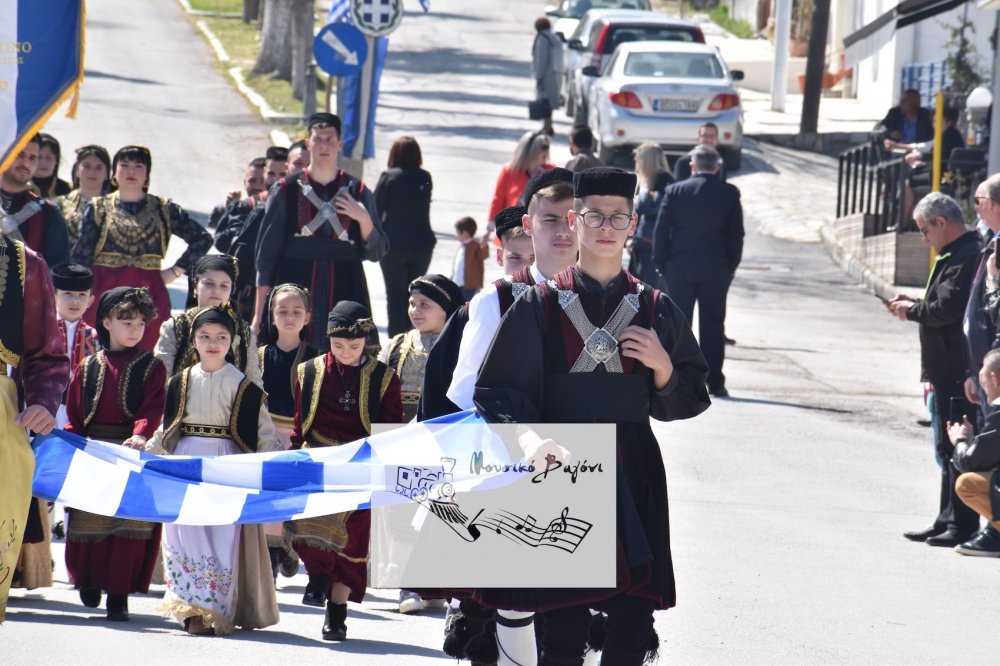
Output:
top-left (548, 506), bottom-right (568, 542)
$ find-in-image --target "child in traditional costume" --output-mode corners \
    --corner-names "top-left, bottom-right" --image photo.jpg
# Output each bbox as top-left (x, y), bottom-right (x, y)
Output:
top-left (258, 283), bottom-right (318, 579)
top-left (63, 287), bottom-right (167, 621)
top-left (381, 274), bottom-right (463, 423)
top-left (286, 301), bottom-right (403, 641)
top-left (148, 303), bottom-right (280, 636)
top-left (155, 254), bottom-right (261, 386)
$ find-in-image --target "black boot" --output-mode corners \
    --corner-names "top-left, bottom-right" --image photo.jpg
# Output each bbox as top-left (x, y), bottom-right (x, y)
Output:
top-left (268, 546), bottom-right (282, 583)
top-left (322, 602), bottom-right (347, 641)
top-left (79, 586), bottom-right (102, 609)
top-left (106, 593), bottom-right (129, 621)
top-left (302, 573), bottom-right (329, 607)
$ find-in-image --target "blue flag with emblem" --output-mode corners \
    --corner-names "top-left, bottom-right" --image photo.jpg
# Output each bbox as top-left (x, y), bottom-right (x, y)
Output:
top-left (0, 0), bottom-right (85, 172)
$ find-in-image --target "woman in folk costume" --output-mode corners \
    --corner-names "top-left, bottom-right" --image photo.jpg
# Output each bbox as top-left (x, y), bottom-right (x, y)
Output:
top-left (380, 274), bottom-right (463, 423)
top-left (55, 144), bottom-right (112, 247)
top-left (258, 283), bottom-right (319, 578)
top-left (70, 145), bottom-right (212, 351)
top-left (155, 254), bottom-right (261, 386)
top-left (147, 304), bottom-right (280, 636)
top-left (287, 301), bottom-right (403, 641)
top-left (63, 287), bottom-right (167, 621)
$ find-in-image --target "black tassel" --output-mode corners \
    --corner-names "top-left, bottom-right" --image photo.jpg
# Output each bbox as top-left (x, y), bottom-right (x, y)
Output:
top-left (442, 607), bottom-right (470, 659)
top-left (463, 617), bottom-right (499, 663)
top-left (586, 612), bottom-right (607, 652)
top-left (643, 628), bottom-right (660, 664)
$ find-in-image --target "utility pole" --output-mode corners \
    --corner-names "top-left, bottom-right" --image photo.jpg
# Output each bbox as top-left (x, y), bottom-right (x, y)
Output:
top-left (771, 0), bottom-right (792, 111)
top-left (800, 0), bottom-right (832, 133)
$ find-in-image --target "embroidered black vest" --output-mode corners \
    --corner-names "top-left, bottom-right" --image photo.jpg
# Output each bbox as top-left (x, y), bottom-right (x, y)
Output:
top-left (172, 308), bottom-right (253, 376)
top-left (0, 236), bottom-right (28, 367)
top-left (162, 367), bottom-right (266, 453)
top-left (296, 355), bottom-right (393, 445)
top-left (494, 266), bottom-right (537, 317)
top-left (79, 350), bottom-right (161, 428)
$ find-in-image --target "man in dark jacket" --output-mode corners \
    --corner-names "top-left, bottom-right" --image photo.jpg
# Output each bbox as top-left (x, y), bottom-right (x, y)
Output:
top-left (888, 192), bottom-right (981, 546)
top-left (950, 348), bottom-right (1000, 544)
top-left (654, 146), bottom-right (743, 397)
top-left (875, 88), bottom-right (934, 145)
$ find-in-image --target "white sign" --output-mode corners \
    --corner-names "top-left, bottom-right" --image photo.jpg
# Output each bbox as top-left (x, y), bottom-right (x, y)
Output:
top-left (351, 0), bottom-right (403, 37)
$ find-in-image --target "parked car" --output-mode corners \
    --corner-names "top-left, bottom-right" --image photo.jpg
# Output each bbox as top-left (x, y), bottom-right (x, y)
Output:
top-left (584, 41), bottom-right (744, 169)
top-left (544, 0), bottom-right (652, 41)
top-left (563, 9), bottom-right (705, 121)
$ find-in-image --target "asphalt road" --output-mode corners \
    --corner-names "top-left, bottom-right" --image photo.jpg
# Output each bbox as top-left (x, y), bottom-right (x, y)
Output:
top-left (8, 0), bottom-right (1000, 663)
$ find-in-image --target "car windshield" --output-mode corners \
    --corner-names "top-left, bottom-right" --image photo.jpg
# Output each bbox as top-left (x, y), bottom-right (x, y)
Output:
top-left (605, 26), bottom-right (698, 52)
top-left (623, 51), bottom-right (724, 78)
top-left (559, 0), bottom-right (651, 18)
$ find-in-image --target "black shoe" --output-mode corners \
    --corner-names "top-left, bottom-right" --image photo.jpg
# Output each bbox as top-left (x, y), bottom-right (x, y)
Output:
top-left (51, 520), bottom-right (65, 540)
top-left (926, 528), bottom-right (976, 547)
top-left (916, 418), bottom-right (932, 427)
top-left (724, 336), bottom-right (737, 346)
top-left (903, 524), bottom-right (945, 542)
top-left (268, 546), bottom-right (282, 583)
top-left (302, 574), bottom-right (329, 607)
top-left (954, 527), bottom-right (1000, 557)
top-left (322, 602), bottom-right (348, 641)
top-left (709, 386), bottom-right (729, 398)
top-left (106, 594), bottom-right (129, 621)
top-left (79, 587), bottom-right (102, 609)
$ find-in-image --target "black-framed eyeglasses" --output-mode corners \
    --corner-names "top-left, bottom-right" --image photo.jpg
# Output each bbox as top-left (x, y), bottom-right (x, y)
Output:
top-left (578, 209), bottom-right (632, 230)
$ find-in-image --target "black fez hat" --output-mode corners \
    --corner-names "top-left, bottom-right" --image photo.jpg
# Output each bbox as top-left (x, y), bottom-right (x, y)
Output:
top-left (494, 205), bottom-right (527, 241)
top-left (191, 303), bottom-right (238, 337)
top-left (410, 274), bottom-right (464, 319)
top-left (573, 167), bottom-right (637, 199)
top-left (327, 300), bottom-right (375, 338)
top-left (185, 254), bottom-right (239, 309)
top-left (51, 263), bottom-right (93, 292)
top-left (265, 146), bottom-right (289, 162)
top-left (307, 113), bottom-right (342, 135)
top-left (518, 167), bottom-right (574, 208)
top-left (96, 286), bottom-right (150, 348)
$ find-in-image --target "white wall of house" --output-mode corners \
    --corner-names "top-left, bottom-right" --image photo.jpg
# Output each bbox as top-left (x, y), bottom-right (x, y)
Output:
top-left (852, 0), bottom-right (995, 111)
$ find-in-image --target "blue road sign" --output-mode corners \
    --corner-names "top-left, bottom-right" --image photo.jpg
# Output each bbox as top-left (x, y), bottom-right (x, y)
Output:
top-left (313, 22), bottom-right (368, 77)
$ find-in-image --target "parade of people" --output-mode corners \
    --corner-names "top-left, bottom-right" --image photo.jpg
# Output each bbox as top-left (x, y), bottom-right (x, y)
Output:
top-left (4, 0), bottom-right (1000, 663)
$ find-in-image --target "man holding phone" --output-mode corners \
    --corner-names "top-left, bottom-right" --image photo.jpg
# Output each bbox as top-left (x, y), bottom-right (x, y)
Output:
top-left (254, 113), bottom-right (388, 349)
top-left (886, 193), bottom-right (982, 546)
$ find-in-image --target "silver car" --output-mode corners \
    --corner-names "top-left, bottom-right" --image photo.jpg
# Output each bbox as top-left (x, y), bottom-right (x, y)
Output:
top-left (584, 41), bottom-right (744, 169)
top-left (544, 0), bottom-right (652, 41)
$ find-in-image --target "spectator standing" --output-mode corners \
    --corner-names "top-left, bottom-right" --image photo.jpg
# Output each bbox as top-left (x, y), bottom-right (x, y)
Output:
top-left (55, 145), bottom-right (112, 247)
top-left (630, 143), bottom-right (672, 285)
top-left (452, 216), bottom-right (488, 300)
top-left (532, 17), bottom-right (563, 136)
top-left (889, 193), bottom-right (982, 547)
top-left (673, 123), bottom-right (729, 182)
top-left (33, 133), bottom-right (72, 199)
top-left (375, 136), bottom-right (436, 337)
top-left (654, 146), bottom-right (743, 397)
top-left (564, 125), bottom-right (604, 172)
top-left (488, 131), bottom-right (554, 230)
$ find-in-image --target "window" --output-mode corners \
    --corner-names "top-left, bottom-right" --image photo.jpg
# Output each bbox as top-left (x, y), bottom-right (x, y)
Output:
top-left (623, 52), bottom-right (724, 78)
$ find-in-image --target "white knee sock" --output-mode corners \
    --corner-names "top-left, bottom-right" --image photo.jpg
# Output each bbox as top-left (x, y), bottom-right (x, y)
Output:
top-left (496, 610), bottom-right (537, 666)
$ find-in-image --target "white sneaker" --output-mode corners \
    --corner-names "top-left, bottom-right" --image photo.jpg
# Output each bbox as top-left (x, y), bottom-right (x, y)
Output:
top-left (398, 590), bottom-right (425, 614)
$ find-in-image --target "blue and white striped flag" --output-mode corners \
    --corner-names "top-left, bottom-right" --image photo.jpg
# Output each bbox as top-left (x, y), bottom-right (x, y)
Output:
top-left (328, 0), bottom-right (351, 23)
top-left (32, 411), bottom-right (517, 526)
top-left (0, 0), bottom-right (85, 172)
top-left (419, 0), bottom-right (430, 13)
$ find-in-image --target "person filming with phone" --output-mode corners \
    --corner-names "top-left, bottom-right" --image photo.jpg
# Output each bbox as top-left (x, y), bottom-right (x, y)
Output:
top-left (884, 193), bottom-right (982, 547)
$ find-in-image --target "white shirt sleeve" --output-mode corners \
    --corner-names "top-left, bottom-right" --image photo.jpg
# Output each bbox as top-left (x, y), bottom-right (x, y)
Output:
top-left (452, 242), bottom-right (466, 287)
top-left (446, 284), bottom-right (502, 410)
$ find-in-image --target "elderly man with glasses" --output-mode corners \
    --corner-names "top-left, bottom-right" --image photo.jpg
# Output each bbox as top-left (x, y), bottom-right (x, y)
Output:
top-left (653, 145), bottom-right (744, 397)
top-left (887, 192), bottom-right (983, 547)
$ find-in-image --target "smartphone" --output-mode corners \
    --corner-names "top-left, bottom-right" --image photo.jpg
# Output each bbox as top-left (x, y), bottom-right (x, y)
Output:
top-left (949, 396), bottom-right (967, 423)
top-left (336, 185), bottom-right (351, 199)
top-left (876, 294), bottom-right (891, 306)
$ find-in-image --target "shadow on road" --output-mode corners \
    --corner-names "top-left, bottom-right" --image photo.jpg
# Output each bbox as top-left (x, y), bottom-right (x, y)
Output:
top-left (717, 395), bottom-right (852, 414)
top-left (387, 48), bottom-right (527, 79)
top-left (84, 69), bottom-right (163, 86)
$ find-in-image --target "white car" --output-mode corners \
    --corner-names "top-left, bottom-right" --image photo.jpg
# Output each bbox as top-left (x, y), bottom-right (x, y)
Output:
top-left (545, 0), bottom-right (652, 40)
top-left (584, 41), bottom-right (745, 169)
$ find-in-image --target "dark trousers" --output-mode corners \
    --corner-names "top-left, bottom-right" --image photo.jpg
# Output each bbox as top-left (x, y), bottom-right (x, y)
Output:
top-left (628, 239), bottom-right (660, 287)
top-left (379, 248), bottom-right (432, 338)
top-left (539, 597), bottom-right (656, 666)
top-left (664, 273), bottom-right (728, 390)
top-left (930, 381), bottom-right (980, 533)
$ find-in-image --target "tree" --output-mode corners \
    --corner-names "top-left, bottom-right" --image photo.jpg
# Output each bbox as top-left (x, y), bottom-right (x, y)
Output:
top-left (251, 0), bottom-right (313, 89)
top-left (799, 0), bottom-right (831, 134)
top-left (243, 0), bottom-right (261, 23)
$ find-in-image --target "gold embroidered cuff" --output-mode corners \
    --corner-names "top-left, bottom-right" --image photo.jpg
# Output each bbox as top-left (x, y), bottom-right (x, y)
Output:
top-left (93, 253), bottom-right (163, 271)
top-left (271, 414), bottom-right (295, 429)
top-left (308, 431), bottom-right (340, 447)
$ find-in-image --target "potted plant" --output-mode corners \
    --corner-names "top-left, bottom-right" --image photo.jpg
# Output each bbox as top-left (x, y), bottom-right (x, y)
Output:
top-left (791, 0), bottom-right (812, 57)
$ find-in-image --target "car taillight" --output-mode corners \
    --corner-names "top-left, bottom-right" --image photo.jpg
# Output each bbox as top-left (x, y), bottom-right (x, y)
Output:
top-left (708, 93), bottom-right (739, 111)
top-left (693, 27), bottom-right (706, 43)
top-left (591, 24), bottom-right (610, 67)
top-left (609, 91), bottom-right (643, 108)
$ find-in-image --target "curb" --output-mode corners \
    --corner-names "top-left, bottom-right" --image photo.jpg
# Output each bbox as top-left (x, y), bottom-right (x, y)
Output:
top-left (177, 0), bottom-right (241, 18)
top-left (195, 20), bottom-right (229, 62)
top-left (819, 222), bottom-right (899, 299)
top-left (227, 67), bottom-right (301, 123)
top-left (270, 130), bottom-right (292, 148)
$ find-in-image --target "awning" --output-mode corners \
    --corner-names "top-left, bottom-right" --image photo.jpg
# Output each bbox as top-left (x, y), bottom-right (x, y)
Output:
top-left (844, 0), bottom-right (970, 67)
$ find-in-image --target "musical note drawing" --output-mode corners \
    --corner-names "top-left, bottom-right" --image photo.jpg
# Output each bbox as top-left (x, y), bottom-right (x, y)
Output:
top-left (472, 507), bottom-right (592, 553)
top-left (547, 507), bottom-right (569, 542)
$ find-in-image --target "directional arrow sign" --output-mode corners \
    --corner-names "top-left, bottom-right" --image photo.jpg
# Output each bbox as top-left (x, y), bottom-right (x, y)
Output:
top-left (313, 22), bottom-right (368, 77)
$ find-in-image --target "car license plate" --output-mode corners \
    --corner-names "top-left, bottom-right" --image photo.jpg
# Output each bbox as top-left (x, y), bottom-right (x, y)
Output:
top-left (652, 97), bottom-right (700, 112)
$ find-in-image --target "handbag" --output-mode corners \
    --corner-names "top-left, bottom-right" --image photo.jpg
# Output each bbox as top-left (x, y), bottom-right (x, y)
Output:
top-left (528, 97), bottom-right (551, 121)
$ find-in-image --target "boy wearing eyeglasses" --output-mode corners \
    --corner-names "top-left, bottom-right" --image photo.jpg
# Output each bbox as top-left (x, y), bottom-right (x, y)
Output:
top-left (469, 167), bottom-right (711, 666)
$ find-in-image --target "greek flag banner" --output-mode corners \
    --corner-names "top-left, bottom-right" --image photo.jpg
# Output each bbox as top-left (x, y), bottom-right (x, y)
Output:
top-left (327, 0), bottom-right (350, 23)
top-left (31, 410), bottom-right (515, 526)
top-left (0, 0), bottom-right (85, 172)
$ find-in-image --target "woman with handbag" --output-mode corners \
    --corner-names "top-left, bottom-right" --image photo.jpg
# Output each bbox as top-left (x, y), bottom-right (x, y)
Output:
top-left (532, 17), bottom-right (563, 136)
